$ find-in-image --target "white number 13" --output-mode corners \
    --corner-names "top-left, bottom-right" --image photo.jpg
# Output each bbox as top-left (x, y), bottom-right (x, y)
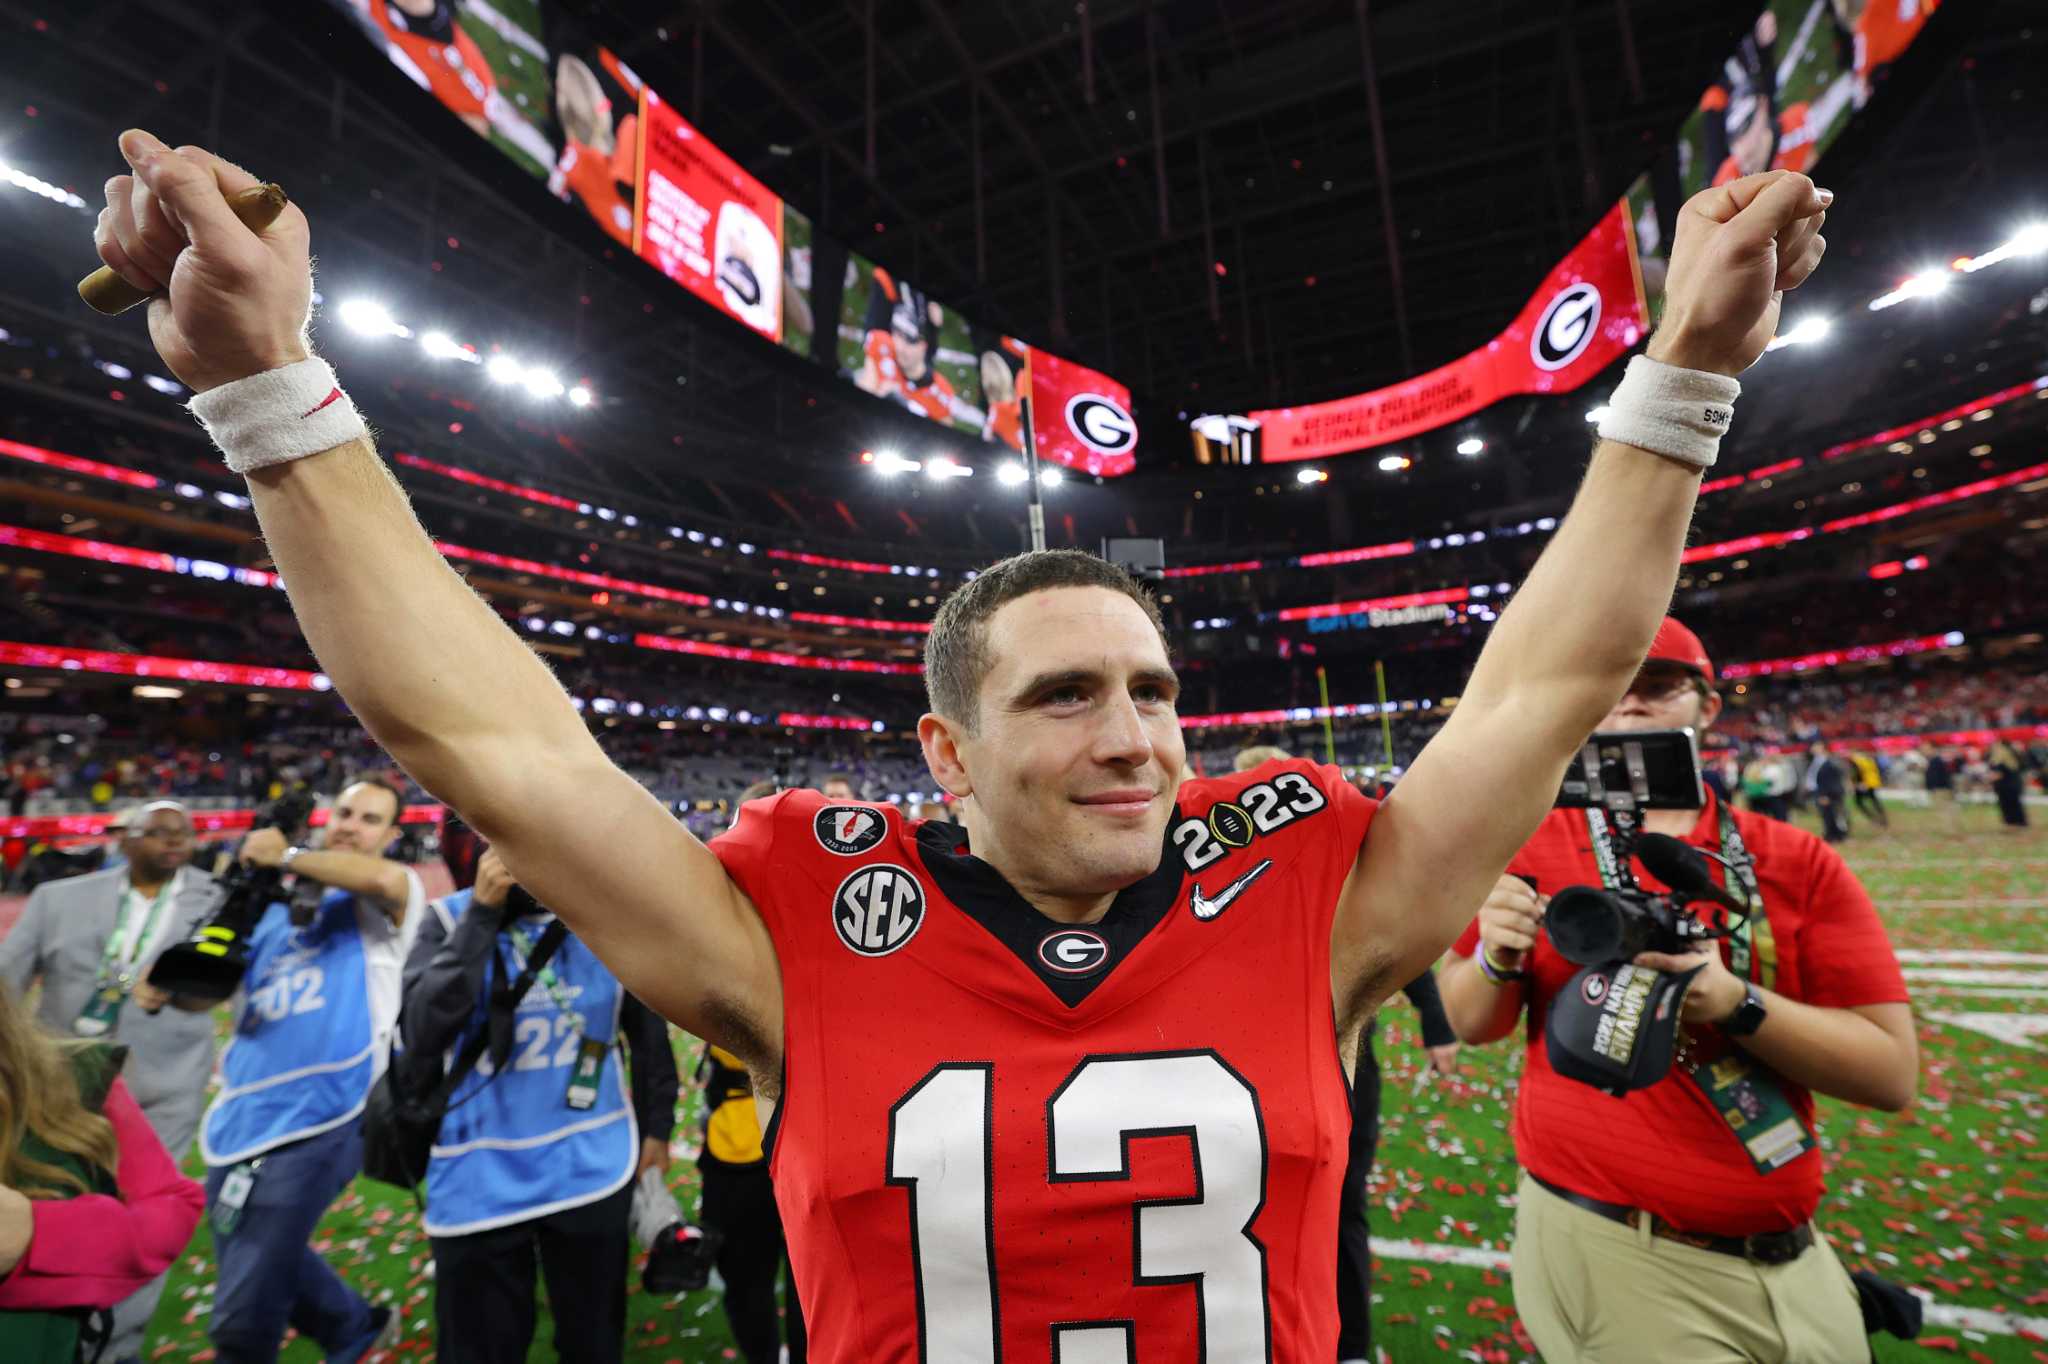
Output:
top-left (887, 1051), bottom-right (1270, 1362)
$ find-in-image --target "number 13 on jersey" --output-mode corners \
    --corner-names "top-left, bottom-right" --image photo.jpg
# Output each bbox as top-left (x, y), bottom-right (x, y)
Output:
top-left (887, 1050), bottom-right (1271, 1362)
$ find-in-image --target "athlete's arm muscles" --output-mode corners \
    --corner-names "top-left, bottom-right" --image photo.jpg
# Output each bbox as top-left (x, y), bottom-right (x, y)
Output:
top-left (1331, 440), bottom-right (1701, 1028)
top-left (244, 440), bottom-right (780, 1056)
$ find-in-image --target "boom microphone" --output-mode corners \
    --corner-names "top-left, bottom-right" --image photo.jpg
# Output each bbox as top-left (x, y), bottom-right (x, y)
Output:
top-left (1635, 833), bottom-right (1748, 917)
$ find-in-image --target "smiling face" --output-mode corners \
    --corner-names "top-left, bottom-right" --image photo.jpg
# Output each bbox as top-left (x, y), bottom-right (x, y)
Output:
top-left (920, 586), bottom-right (1185, 920)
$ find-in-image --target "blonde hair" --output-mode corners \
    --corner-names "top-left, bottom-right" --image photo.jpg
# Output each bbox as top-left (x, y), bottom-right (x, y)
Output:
top-left (1234, 745), bottom-right (1291, 772)
top-left (0, 983), bottom-right (119, 1198)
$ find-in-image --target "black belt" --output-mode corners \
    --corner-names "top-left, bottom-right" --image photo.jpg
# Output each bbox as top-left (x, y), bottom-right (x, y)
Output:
top-left (1531, 1174), bottom-right (1814, 1266)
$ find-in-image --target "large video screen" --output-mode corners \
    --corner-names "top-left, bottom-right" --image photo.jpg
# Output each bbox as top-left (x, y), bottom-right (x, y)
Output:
top-left (1626, 0), bottom-right (1942, 308)
top-left (321, 0), bottom-right (1135, 471)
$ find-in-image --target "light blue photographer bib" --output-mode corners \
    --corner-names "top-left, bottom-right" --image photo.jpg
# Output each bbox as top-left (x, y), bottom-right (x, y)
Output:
top-left (421, 890), bottom-right (637, 1238)
top-left (200, 890), bottom-right (378, 1166)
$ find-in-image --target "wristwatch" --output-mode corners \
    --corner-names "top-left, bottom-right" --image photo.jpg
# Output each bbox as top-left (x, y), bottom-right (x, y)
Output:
top-left (1721, 982), bottom-right (1768, 1038)
top-left (281, 845), bottom-right (309, 872)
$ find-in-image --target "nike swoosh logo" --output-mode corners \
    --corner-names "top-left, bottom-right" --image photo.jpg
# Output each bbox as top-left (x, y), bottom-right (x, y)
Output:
top-left (1190, 859), bottom-right (1274, 921)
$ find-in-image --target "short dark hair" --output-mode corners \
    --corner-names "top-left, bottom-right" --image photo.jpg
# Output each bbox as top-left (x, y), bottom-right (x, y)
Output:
top-left (924, 549), bottom-right (1170, 732)
top-left (736, 778), bottom-right (780, 806)
top-left (344, 777), bottom-right (406, 826)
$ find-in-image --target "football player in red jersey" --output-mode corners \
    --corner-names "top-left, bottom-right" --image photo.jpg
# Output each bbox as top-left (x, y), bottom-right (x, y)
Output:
top-left (98, 127), bottom-right (1831, 1360)
top-left (361, 0), bottom-right (498, 140)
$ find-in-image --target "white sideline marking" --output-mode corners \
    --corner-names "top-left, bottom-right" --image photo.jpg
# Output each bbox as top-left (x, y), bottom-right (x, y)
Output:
top-left (1896, 950), bottom-right (2048, 965)
top-left (1365, 1238), bottom-right (2048, 1337)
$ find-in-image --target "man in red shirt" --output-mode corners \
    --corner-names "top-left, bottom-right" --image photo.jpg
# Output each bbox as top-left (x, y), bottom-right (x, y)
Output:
top-left (1440, 617), bottom-right (1918, 1363)
top-left (98, 126), bottom-right (1830, 1360)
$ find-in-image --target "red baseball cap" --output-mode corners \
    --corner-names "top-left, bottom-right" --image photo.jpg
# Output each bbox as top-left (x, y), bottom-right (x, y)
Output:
top-left (1646, 616), bottom-right (1715, 685)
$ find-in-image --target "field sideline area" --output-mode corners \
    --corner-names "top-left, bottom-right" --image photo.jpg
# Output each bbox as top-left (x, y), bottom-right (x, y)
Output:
top-left (108, 804), bottom-right (2043, 1361)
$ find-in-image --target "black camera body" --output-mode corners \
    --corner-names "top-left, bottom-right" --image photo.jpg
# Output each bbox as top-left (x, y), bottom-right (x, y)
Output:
top-left (1546, 729), bottom-right (1717, 966)
top-left (146, 790), bottom-right (318, 1005)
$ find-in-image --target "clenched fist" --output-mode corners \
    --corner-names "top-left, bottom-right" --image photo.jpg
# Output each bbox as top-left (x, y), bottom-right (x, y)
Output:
top-left (1649, 169), bottom-right (1831, 378)
top-left (95, 129), bottom-right (313, 392)
top-left (1475, 875), bottom-right (1547, 975)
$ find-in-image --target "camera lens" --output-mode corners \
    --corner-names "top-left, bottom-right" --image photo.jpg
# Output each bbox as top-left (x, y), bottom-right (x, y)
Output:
top-left (1546, 886), bottom-right (1631, 966)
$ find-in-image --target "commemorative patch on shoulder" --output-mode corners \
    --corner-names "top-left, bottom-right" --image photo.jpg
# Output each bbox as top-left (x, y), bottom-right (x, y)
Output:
top-left (815, 804), bottom-right (889, 856)
top-left (1171, 768), bottom-right (1331, 872)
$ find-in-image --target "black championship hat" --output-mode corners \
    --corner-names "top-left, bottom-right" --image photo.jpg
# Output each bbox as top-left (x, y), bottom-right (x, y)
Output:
top-left (1545, 961), bottom-right (1705, 1096)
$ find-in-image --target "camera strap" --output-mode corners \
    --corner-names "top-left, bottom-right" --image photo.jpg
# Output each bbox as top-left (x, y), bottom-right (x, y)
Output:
top-left (1583, 802), bottom-right (1776, 988)
top-left (506, 920), bottom-right (589, 1035)
top-left (1587, 805), bottom-right (1812, 1173)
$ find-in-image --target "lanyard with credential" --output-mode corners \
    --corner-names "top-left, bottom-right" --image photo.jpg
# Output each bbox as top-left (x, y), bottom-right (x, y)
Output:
top-left (101, 877), bottom-right (176, 986)
top-left (1585, 806), bottom-right (1810, 1172)
top-left (506, 922), bottom-right (587, 1033)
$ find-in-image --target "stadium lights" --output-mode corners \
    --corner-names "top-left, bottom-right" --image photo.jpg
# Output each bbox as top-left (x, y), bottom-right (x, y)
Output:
top-left (871, 450), bottom-right (920, 476)
top-left (1766, 316), bottom-right (1832, 351)
top-left (485, 354), bottom-right (525, 385)
top-left (521, 367), bottom-right (566, 400)
top-left (337, 298), bottom-right (409, 339)
top-left (1455, 437), bottom-right (1485, 456)
top-left (925, 457), bottom-right (972, 479)
top-left (996, 461), bottom-right (1029, 486)
top-left (1039, 468), bottom-right (1064, 487)
top-left (1296, 467), bottom-right (1329, 485)
top-left (1377, 454), bottom-right (1411, 472)
top-left (1868, 268), bottom-right (1951, 311)
top-left (419, 331), bottom-right (478, 363)
top-left (0, 159), bottom-right (88, 210)
top-left (568, 385), bottom-right (594, 408)
top-left (1956, 223), bottom-right (2048, 273)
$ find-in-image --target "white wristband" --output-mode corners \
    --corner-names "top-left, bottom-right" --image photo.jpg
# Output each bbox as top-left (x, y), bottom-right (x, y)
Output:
top-left (187, 357), bottom-right (370, 475)
top-left (1595, 355), bottom-right (1741, 471)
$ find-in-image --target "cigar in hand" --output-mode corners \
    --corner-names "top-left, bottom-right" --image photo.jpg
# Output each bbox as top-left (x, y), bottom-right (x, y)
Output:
top-left (78, 182), bottom-right (290, 316)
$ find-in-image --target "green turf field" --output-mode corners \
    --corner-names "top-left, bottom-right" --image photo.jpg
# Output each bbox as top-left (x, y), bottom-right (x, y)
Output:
top-left (144, 803), bottom-right (2045, 1361)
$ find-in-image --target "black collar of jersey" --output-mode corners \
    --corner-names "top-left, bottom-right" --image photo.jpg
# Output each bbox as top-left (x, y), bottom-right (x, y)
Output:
top-left (913, 817), bottom-right (1187, 1008)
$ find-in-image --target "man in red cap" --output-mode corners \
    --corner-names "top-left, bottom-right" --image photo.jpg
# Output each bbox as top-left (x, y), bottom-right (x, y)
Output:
top-left (1439, 616), bottom-right (1919, 1363)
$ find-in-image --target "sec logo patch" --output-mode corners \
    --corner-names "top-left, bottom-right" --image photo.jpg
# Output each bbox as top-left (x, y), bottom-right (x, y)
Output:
top-left (833, 864), bottom-right (926, 957)
top-left (815, 804), bottom-right (888, 856)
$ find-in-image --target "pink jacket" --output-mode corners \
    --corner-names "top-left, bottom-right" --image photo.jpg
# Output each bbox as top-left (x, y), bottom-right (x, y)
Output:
top-left (0, 1076), bottom-right (205, 1310)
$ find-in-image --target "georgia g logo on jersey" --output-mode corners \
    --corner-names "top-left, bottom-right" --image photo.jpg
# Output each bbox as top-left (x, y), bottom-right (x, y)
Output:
top-left (833, 864), bottom-right (926, 957)
top-left (1064, 393), bottom-right (1137, 456)
top-left (1531, 281), bottom-right (1602, 371)
top-left (1037, 929), bottom-right (1110, 976)
top-left (815, 805), bottom-right (888, 856)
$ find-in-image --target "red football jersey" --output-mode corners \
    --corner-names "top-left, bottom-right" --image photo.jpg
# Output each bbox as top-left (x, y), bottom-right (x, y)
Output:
top-left (710, 759), bottom-right (1376, 1363)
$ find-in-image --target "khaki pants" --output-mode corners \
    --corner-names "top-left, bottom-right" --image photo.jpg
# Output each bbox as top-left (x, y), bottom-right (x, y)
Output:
top-left (1511, 1173), bottom-right (1869, 1363)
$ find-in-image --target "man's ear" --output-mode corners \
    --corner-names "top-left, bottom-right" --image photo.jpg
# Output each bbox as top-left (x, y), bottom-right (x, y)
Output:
top-left (1699, 688), bottom-right (1725, 730)
top-left (918, 713), bottom-right (972, 800)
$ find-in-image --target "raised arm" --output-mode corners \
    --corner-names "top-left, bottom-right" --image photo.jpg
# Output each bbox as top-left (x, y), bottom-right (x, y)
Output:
top-left (96, 131), bottom-right (780, 1061)
top-left (1332, 171), bottom-right (1831, 1025)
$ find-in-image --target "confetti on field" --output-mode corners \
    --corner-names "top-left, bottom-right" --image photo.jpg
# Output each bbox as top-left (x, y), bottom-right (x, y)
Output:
top-left (142, 808), bottom-right (2044, 1361)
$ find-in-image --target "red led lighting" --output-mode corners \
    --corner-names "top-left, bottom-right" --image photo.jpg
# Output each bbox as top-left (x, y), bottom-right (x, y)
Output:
top-left (1294, 540), bottom-right (1417, 569)
top-left (436, 542), bottom-right (713, 607)
top-left (1819, 378), bottom-right (2045, 461)
top-left (0, 804), bottom-right (443, 841)
top-left (777, 713), bottom-right (881, 730)
top-left (0, 524), bottom-right (281, 587)
top-left (394, 452), bottom-right (586, 512)
top-left (1717, 632), bottom-right (1964, 680)
top-left (1162, 560), bottom-right (1266, 578)
top-left (0, 437), bottom-right (162, 489)
top-left (634, 633), bottom-right (922, 675)
top-left (0, 641), bottom-right (329, 690)
top-left (1276, 586), bottom-right (1469, 623)
top-left (1819, 461), bottom-right (2048, 533)
top-left (766, 548), bottom-right (920, 575)
top-left (788, 611), bottom-right (932, 634)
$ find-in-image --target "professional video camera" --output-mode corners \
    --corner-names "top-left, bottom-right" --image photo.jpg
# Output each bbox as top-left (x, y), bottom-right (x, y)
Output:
top-left (145, 789), bottom-right (318, 1005)
top-left (1546, 729), bottom-right (1753, 966)
top-left (1539, 730), bottom-right (1755, 1094)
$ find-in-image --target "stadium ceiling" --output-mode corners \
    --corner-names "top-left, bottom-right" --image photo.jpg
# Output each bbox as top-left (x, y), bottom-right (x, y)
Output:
top-left (0, 0), bottom-right (2040, 519)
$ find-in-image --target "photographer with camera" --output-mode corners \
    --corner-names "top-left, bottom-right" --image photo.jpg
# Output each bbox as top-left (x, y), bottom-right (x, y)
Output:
top-left (1439, 619), bottom-right (1918, 1362)
top-left (0, 800), bottom-right (220, 1364)
top-left (397, 841), bottom-right (678, 1363)
top-left (191, 778), bottom-right (420, 1363)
